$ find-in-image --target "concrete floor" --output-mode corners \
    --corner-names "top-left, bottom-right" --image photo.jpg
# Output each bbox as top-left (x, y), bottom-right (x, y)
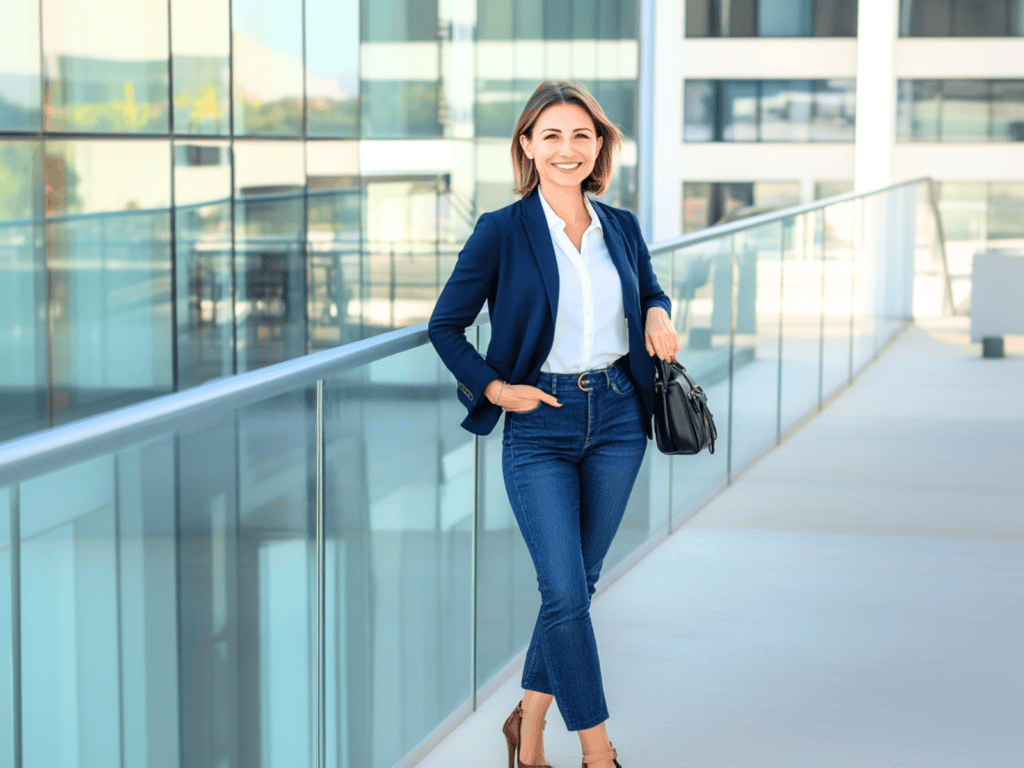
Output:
top-left (412, 318), bottom-right (1024, 768)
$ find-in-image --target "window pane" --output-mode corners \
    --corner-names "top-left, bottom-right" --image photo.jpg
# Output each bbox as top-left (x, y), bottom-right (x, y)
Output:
top-left (905, 0), bottom-right (953, 36)
top-left (361, 81), bottom-right (441, 138)
top-left (574, 0), bottom-right (599, 38)
top-left (761, 80), bottom-right (813, 141)
top-left (232, 141), bottom-right (306, 372)
top-left (813, 0), bottom-right (858, 36)
top-left (0, 141), bottom-right (47, 442)
top-left (897, 79), bottom-right (941, 140)
top-left (991, 80), bottom-right (1024, 140)
top-left (172, 0), bottom-right (230, 134)
top-left (476, 80), bottom-right (520, 138)
top-left (722, 80), bottom-right (758, 140)
top-left (43, 0), bottom-right (169, 133)
top-left (684, 80), bottom-right (716, 141)
top-left (361, 0), bottom-right (439, 41)
top-left (307, 0), bottom-right (360, 137)
top-left (0, 1), bottom-right (41, 131)
top-left (941, 80), bottom-right (990, 140)
top-left (516, 0), bottom-right (544, 38)
top-left (45, 140), bottom-right (173, 426)
top-left (759, 0), bottom-right (813, 36)
top-left (597, 0), bottom-right (637, 39)
top-left (686, 0), bottom-right (715, 36)
top-left (231, 0), bottom-right (303, 135)
top-left (478, 0), bottom-right (514, 39)
top-left (952, 0), bottom-right (1007, 35)
top-left (545, 0), bottom-right (572, 39)
top-left (174, 140), bottom-right (234, 389)
top-left (987, 182), bottom-right (1024, 243)
top-left (811, 79), bottom-right (856, 140)
top-left (728, 0), bottom-right (758, 35)
top-left (683, 181), bottom-right (712, 232)
top-left (306, 142), bottom-right (361, 349)
top-left (596, 79), bottom-right (637, 139)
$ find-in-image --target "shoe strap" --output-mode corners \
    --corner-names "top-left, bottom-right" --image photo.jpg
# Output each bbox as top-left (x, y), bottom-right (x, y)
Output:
top-left (582, 745), bottom-right (617, 765)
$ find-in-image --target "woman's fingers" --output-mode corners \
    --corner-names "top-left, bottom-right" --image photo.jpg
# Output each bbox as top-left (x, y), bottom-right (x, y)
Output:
top-left (538, 391), bottom-right (562, 407)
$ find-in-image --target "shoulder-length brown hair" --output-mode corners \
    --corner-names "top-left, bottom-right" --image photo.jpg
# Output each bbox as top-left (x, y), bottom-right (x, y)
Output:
top-left (511, 80), bottom-right (622, 197)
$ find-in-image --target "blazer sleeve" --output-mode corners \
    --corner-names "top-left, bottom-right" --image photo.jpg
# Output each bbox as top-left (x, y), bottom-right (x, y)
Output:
top-left (428, 212), bottom-right (502, 415)
top-left (629, 211), bottom-right (673, 319)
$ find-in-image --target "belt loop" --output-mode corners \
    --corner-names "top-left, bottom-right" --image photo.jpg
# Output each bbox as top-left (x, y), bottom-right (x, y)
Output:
top-left (551, 373), bottom-right (557, 396)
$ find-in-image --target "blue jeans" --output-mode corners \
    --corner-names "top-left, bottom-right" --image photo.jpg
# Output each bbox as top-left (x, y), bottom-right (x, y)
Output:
top-left (501, 359), bottom-right (648, 731)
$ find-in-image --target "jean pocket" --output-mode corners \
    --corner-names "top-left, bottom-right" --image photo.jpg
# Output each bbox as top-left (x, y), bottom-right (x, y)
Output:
top-left (610, 374), bottom-right (635, 398)
top-left (511, 403), bottom-right (542, 415)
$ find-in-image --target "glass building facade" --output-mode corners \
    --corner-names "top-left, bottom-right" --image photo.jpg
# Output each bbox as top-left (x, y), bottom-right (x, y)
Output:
top-left (0, 0), bottom-right (640, 444)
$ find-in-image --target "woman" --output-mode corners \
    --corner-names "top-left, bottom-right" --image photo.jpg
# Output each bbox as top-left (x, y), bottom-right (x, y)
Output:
top-left (428, 81), bottom-right (679, 768)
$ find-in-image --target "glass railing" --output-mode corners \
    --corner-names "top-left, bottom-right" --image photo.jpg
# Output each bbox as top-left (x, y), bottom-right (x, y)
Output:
top-left (0, 177), bottom-right (949, 768)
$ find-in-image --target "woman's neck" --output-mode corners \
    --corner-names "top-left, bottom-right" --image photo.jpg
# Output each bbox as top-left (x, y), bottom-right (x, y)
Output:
top-left (538, 182), bottom-right (589, 227)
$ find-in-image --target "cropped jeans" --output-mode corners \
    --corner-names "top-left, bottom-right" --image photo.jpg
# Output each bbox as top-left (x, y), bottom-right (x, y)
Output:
top-left (501, 358), bottom-right (647, 731)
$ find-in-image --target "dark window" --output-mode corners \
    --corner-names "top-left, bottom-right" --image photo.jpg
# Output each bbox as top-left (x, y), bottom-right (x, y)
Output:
top-left (361, 0), bottom-right (438, 42)
top-left (686, 0), bottom-right (856, 36)
top-left (991, 80), bottom-right (1024, 140)
top-left (896, 80), bottom-right (942, 140)
top-left (684, 80), bottom-right (717, 141)
top-left (901, 0), bottom-right (1023, 36)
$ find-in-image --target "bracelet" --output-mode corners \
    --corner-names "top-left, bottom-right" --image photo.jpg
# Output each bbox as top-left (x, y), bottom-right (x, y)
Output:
top-left (495, 381), bottom-right (507, 407)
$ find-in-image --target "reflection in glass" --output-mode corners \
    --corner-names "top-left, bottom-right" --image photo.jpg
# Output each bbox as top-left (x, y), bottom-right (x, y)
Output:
top-left (175, 140), bottom-right (234, 389)
top-left (779, 212), bottom-right (822, 434)
top-left (231, 0), bottom-right (304, 135)
top-left (684, 80), bottom-right (715, 141)
top-left (45, 141), bottom-right (173, 426)
top-left (42, 0), bottom-right (169, 133)
top-left (901, 0), bottom-right (1024, 37)
top-left (307, 142), bottom-right (361, 349)
top-left (759, 0), bottom-right (813, 37)
top-left (896, 80), bottom-right (941, 140)
top-left (307, 0), bottom-right (360, 136)
top-left (324, 344), bottom-right (471, 767)
top-left (0, 1), bottom-right (41, 131)
top-left (0, 141), bottom-right (47, 442)
top-left (172, 0), bottom-right (230, 134)
top-left (361, 81), bottom-right (441, 138)
top-left (728, 223), bottom-right (782, 473)
top-left (991, 80), bottom-right (1024, 141)
top-left (233, 141), bottom-right (306, 372)
top-left (810, 80), bottom-right (856, 141)
top-left (941, 80), bottom-right (990, 141)
top-left (722, 81), bottom-right (758, 141)
top-left (761, 80), bottom-right (812, 141)
top-left (987, 182), bottom-right (1024, 244)
top-left (361, 0), bottom-right (439, 41)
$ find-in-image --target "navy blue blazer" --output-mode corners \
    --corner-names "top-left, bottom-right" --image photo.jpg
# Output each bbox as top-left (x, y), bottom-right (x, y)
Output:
top-left (427, 189), bottom-right (672, 439)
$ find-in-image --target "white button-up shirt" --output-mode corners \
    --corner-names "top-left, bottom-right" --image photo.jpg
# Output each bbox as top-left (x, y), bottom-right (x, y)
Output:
top-left (537, 190), bottom-right (629, 373)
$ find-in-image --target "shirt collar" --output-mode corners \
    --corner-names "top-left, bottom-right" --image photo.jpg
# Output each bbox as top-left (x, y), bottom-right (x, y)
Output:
top-left (537, 188), bottom-right (602, 235)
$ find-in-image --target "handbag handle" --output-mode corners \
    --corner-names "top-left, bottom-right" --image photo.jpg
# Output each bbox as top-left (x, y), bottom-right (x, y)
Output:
top-left (654, 358), bottom-right (701, 394)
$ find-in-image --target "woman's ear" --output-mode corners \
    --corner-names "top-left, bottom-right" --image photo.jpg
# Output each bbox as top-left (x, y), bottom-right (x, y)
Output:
top-left (519, 133), bottom-right (533, 160)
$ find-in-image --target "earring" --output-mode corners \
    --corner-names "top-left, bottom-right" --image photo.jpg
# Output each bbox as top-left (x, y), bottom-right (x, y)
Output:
top-left (526, 155), bottom-right (533, 160)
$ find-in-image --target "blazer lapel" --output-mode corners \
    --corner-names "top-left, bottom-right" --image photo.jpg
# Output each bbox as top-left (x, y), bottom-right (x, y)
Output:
top-left (591, 197), bottom-right (641, 323)
top-left (519, 191), bottom-right (559, 323)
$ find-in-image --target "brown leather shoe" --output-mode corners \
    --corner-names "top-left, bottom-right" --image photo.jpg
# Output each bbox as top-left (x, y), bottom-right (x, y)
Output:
top-left (502, 699), bottom-right (554, 768)
top-left (581, 741), bottom-right (621, 768)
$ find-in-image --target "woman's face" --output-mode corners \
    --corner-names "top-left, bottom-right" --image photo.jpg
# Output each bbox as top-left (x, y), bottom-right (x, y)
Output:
top-left (520, 102), bottom-right (603, 194)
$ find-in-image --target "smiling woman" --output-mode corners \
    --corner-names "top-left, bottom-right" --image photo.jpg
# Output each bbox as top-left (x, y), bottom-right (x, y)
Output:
top-left (427, 80), bottom-right (679, 768)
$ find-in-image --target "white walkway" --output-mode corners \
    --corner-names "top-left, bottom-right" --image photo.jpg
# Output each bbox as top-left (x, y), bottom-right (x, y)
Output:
top-left (413, 318), bottom-right (1024, 768)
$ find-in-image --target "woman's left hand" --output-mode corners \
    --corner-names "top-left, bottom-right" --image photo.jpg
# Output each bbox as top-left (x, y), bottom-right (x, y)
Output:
top-left (644, 307), bottom-right (679, 363)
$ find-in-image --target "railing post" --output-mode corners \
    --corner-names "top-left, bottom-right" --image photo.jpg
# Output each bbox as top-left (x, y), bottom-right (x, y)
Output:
top-left (315, 379), bottom-right (325, 768)
top-left (9, 483), bottom-right (21, 768)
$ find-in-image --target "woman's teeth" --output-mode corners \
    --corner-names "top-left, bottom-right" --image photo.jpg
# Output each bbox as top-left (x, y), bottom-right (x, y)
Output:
top-left (555, 163), bottom-right (580, 170)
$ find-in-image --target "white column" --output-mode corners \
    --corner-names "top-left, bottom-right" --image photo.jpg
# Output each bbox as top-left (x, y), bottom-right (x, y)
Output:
top-left (649, 0), bottom-right (684, 241)
top-left (854, 0), bottom-right (899, 192)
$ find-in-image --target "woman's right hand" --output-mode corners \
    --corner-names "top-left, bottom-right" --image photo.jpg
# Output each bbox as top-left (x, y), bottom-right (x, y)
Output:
top-left (484, 380), bottom-right (562, 412)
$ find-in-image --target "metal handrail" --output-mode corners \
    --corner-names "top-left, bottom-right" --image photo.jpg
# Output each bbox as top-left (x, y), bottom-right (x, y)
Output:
top-left (0, 175), bottom-right (946, 486)
top-left (647, 175), bottom-right (931, 255)
top-left (0, 313), bottom-right (484, 487)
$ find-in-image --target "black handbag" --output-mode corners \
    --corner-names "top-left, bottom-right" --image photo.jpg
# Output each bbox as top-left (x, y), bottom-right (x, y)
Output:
top-left (652, 359), bottom-right (717, 455)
